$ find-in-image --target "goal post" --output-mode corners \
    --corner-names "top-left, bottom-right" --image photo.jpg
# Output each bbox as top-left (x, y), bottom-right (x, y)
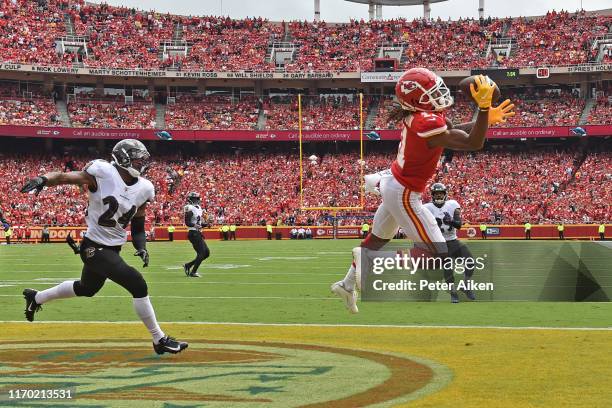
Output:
top-left (298, 93), bottom-right (365, 212)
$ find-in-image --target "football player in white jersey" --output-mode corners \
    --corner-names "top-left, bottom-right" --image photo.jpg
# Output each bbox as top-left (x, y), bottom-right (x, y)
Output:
top-left (183, 192), bottom-right (210, 278)
top-left (424, 182), bottom-right (476, 303)
top-left (20, 139), bottom-right (188, 355)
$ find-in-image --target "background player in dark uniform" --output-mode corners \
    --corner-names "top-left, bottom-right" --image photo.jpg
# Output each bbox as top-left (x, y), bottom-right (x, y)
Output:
top-left (20, 139), bottom-right (187, 355)
top-left (424, 183), bottom-right (476, 303)
top-left (183, 192), bottom-right (210, 278)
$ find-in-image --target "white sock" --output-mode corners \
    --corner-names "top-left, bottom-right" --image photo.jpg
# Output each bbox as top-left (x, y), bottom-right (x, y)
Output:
top-left (34, 281), bottom-right (76, 304)
top-left (342, 263), bottom-right (357, 291)
top-left (133, 296), bottom-right (165, 344)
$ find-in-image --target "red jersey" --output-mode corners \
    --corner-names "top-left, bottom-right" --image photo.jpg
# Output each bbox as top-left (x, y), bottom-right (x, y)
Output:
top-left (391, 111), bottom-right (446, 193)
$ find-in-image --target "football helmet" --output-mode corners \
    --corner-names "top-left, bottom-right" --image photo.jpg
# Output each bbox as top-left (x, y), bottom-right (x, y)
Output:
top-left (430, 182), bottom-right (448, 207)
top-left (111, 139), bottom-right (150, 178)
top-left (395, 68), bottom-right (453, 112)
top-left (186, 192), bottom-right (201, 206)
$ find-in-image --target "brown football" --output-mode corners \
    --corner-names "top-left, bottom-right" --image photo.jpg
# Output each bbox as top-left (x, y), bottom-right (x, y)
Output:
top-left (458, 75), bottom-right (501, 104)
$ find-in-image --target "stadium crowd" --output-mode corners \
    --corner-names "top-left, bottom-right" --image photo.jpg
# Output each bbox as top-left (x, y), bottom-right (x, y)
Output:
top-left (587, 90), bottom-right (612, 125)
top-left (68, 101), bottom-right (156, 128)
top-left (165, 95), bottom-right (260, 130)
top-left (0, 2), bottom-right (609, 71)
top-left (264, 95), bottom-right (362, 130)
top-left (0, 146), bottom-right (609, 229)
top-left (497, 88), bottom-right (585, 127)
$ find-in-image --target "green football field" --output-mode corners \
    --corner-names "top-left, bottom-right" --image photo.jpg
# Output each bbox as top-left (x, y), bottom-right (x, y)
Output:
top-left (1, 239), bottom-right (611, 407)
top-left (0, 239), bottom-right (610, 326)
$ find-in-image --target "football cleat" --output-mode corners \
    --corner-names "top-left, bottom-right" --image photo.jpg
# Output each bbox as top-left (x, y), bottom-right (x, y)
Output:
top-left (183, 264), bottom-right (191, 277)
top-left (450, 291), bottom-right (459, 304)
top-left (331, 281), bottom-right (358, 314)
top-left (23, 289), bottom-right (42, 322)
top-left (153, 335), bottom-right (188, 355)
top-left (462, 288), bottom-right (476, 301)
top-left (189, 272), bottom-right (201, 278)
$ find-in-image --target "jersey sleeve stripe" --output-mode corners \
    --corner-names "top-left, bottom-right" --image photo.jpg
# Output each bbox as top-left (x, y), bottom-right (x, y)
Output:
top-left (416, 125), bottom-right (447, 138)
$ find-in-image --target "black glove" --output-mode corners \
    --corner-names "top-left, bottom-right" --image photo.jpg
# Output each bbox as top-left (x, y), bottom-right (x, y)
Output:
top-left (66, 235), bottom-right (80, 255)
top-left (20, 176), bottom-right (48, 196)
top-left (436, 218), bottom-right (443, 227)
top-left (134, 249), bottom-right (149, 267)
top-left (442, 213), bottom-right (452, 226)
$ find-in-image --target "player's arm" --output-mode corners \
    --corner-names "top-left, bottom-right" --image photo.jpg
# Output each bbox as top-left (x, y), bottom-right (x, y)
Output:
top-left (427, 108), bottom-right (488, 151)
top-left (445, 99), bottom-right (515, 134)
top-left (429, 75), bottom-right (500, 151)
top-left (184, 209), bottom-right (195, 227)
top-left (20, 171), bottom-right (96, 195)
top-left (131, 203), bottom-right (149, 267)
top-left (446, 118), bottom-right (476, 133)
top-left (443, 208), bottom-right (463, 229)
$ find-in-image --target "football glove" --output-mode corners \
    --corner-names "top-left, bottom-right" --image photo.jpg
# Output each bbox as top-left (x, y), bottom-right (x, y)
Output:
top-left (134, 249), bottom-right (149, 267)
top-left (442, 213), bottom-right (453, 226)
top-left (66, 235), bottom-right (80, 255)
top-left (489, 99), bottom-right (515, 126)
top-left (470, 75), bottom-right (496, 109)
top-left (20, 176), bottom-right (48, 196)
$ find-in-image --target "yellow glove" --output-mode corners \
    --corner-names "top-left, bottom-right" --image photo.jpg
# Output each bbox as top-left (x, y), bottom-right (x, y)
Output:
top-left (488, 99), bottom-right (516, 126)
top-left (470, 75), bottom-right (496, 109)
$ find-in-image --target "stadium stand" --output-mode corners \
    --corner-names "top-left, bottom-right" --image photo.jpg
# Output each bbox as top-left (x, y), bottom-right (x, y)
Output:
top-left (0, 2), bottom-right (609, 70)
top-left (165, 95), bottom-right (260, 130)
top-left (1, 144), bottom-right (609, 227)
top-left (68, 101), bottom-right (156, 128)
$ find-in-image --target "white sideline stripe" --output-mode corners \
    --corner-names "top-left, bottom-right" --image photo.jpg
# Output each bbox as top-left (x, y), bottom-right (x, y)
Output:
top-left (0, 320), bottom-right (609, 331)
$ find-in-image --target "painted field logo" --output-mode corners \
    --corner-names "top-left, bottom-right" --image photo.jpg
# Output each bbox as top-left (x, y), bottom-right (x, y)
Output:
top-left (0, 340), bottom-right (450, 407)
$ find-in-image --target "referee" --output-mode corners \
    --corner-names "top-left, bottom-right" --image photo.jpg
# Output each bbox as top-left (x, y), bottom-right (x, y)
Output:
top-left (183, 192), bottom-right (210, 278)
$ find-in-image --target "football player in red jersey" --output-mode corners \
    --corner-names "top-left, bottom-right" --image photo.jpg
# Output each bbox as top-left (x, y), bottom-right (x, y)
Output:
top-left (332, 68), bottom-right (515, 313)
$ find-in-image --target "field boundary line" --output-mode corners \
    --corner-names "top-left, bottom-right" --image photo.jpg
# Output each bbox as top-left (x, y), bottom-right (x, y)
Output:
top-left (0, 320), bottom-right (610, 331)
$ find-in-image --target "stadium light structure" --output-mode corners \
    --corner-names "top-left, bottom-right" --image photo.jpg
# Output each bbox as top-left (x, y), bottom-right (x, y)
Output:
top-left (344, 0), bottom-right (449, 20)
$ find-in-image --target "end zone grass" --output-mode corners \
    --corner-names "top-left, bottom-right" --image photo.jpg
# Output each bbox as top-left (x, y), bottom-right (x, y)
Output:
top-left (1, 323), bottom-right (611, 407)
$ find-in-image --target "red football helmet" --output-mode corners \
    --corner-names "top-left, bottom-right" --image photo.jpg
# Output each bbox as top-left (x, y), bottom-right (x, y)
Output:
top-left (395, 68), bottom-right (453, 112)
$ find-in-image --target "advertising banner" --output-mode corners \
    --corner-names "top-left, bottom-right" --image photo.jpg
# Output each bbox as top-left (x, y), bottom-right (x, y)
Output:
top-left (1, 126), bottom-right (609, 141)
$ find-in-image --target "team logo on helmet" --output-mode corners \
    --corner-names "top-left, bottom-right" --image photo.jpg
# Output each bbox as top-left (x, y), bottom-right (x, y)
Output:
top-left (400, 80), bottom-right (418, 94)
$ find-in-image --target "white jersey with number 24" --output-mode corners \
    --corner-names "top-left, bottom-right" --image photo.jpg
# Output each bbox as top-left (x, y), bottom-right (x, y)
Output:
top-left (84, 160), bottom-right (154, 246)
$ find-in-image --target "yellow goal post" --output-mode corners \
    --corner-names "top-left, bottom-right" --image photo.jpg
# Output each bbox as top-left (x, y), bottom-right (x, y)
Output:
top-left (298, 93), bottom-right (366, 212)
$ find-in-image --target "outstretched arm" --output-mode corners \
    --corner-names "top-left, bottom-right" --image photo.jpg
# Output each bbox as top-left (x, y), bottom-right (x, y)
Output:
top-left (21, 171), bottom-right (96, 195)
top-left (445, 99), bottom-right (515, 134)
top-left (427, 75), bottom-right (495, 151)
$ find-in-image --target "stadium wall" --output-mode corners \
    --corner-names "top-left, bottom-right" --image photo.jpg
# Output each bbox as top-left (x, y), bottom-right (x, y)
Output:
top-left (5, 225), bottom-right (609, 242)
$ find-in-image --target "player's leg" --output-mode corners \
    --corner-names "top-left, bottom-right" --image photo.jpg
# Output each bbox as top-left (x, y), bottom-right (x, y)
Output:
top-left (189, 232), bottom-right (210, 277)
top-left (185, 231), bottom-right (209, 277)
top-left (452, 240), bottom-right (477, 300)
top-left (331, 198), bottom-right (397, 314)
top-left (382, 178), bottom-right (447, 256)
top-left (184, 231), bottom-right (198, 275)
top-left (381, 178), bottom-right (455, 300)
top-left (100, 250), bottom-right (187, 354)
top-left (23, 253), bottom-right (106, 322)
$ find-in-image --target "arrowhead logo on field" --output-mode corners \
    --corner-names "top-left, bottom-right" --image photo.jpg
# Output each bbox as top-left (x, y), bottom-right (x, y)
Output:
top-left (0, 340), bottom-right (447, 406)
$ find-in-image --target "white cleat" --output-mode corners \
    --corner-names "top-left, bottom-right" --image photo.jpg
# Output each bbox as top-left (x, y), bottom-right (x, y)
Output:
top-left (331, 281), bottom-right (359, 314)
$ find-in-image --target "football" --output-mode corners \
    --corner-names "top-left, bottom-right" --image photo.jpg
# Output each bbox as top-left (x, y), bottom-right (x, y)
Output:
top-left (458, 75), bottom-right (501, 104)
